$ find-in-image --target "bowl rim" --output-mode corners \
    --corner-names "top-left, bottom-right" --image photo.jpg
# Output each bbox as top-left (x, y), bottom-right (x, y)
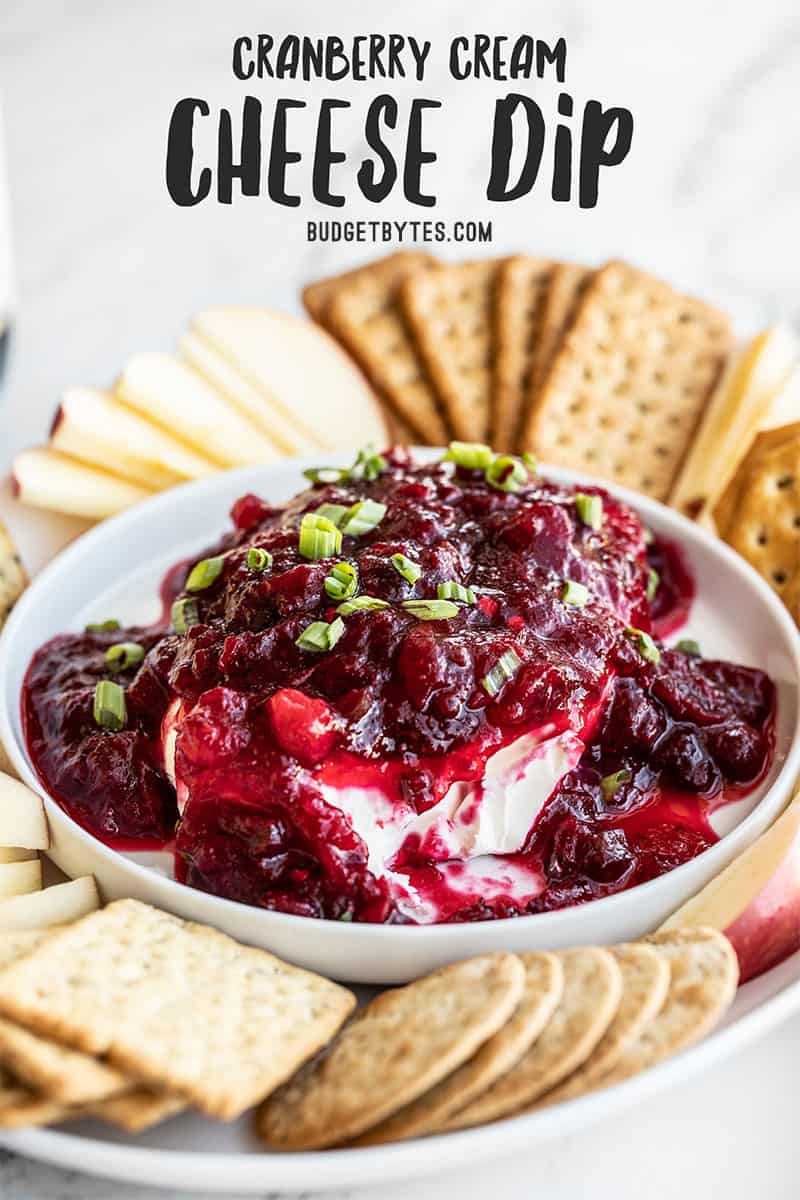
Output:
top-left (2, 452), bottom-right (800, 944)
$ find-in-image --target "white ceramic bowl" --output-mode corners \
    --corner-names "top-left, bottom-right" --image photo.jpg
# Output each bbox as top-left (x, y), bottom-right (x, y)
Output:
top-left (1, 455), bottom-right (799, 984)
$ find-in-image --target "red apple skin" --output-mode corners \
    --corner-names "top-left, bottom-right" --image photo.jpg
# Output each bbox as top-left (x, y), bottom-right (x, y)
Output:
top-left (49, 404), bottom-right (64, 436)
top-left (725, 831), bottom-right (800, 983)
top-left (9, 470), bottom-right (19, 498)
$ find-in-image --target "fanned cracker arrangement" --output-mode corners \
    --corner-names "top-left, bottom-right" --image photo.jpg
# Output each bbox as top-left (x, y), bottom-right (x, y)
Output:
top-left (0, 895), bottom-right (736, 1147)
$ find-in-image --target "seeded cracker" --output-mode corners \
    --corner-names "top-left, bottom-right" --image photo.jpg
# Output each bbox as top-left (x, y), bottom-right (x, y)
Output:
top-left (520, 261), bottom-right (732, 501)
top-left (258, 952), bottom-right (525, 1150)
top-left (442, 947), bottom-right (622, 1130)
top-left (350, 951), bottom-right (564, 1145)
top-left (492, 255), bottom-right (556, 450)
top-left (0, 899), bottom-right (355, 1120)
top-left (307, 252), bottom-right (449, 445)
top-left (401, 259), bottom-right (507, 442)
top-left (526, 943), bottom-right (670, 1110)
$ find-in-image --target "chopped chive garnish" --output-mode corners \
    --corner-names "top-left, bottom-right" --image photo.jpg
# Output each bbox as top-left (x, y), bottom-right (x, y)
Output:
top-left (303, 466), bottom-right (347, 485)
top-left (600, 767), bottom-right (632, 801)
top-left (324, 561), bottom-right (358, 601)
top-left (295, 617), bottom-right (345, 654)
top-left (444, 441), bottom-right (493, 469)
top-left (299, 512), bottom-right (343, 560)
top-left (340, 498), bottom-right (387, 537)
top-left (481, 649), bottom-right (523, 698)
top-left (104, 642), bottom-right (145, 672)
top-left (339, 912), bottom-right (354, 922)
top-left (85, 619), bottom-right (121, 634)
top-left (437, 581), bottom-right (476, 605)
top-left (185, 555), bottom-right (225, 592)
top-left (391, 553), bottom-right (422, 586)
top-left (485, 455), bottom-right (528, 493)
top-left (93, 680), bottom-right (127, 730)
top-left (561, 580), bottom-right (589, 607)
top-left (336, 595), bottom-right (389, 616)
top-left (676, 638), bottom-right (701, 657)
top-left (314, 503), bottom-right (348, 527)
top-left (575, 493), bottom-right (603, 531)
top-left (626, 626), bottom-right (661, 666)
top-left (171, 598), bottom-right (199, 634)
top-left (647, 567), bottom-right (660, 602)
top-left (247, 547), bottom-right (272, 572)
top-left (349, 446), bottom-right (387, 482)
top-left (401, 599), bottom-right (459, 621)
top-left (522, 452), bottom-right (538, 474)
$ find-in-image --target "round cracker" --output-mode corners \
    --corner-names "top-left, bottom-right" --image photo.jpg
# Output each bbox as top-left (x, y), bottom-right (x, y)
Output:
top-left (528, 942), bottom-right (670, 1111)
top-left (257, 952), bottom-right (525, 1150)
top-left (352, 951), bottom-right (564, 1146)
top-left (442, 946), bottom-right (623, 1131)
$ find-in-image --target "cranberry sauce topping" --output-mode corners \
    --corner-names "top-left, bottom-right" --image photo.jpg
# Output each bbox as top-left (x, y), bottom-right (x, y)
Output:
top-left (21, 449), bottom-right (776, 923)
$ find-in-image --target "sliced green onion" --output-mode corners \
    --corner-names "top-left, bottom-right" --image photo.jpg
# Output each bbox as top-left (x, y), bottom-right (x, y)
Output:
top-left (247, 547), bottom-right (273, 572)
top-left (600, 767), bottom-right (632, 801)
top-left (575, 492), bottom-right (603, 531)
top-left (324, 561), bottom-right (358, 601)
top-left (336, 595), bottom-right (389, 616)
top-left (93, 680), bottom-right (127, 731)
top-left (626, 626), bottom-right (661, 666)
top-left (295, 617), bottom-right (345, 654)
top-left (349, 446), bottom-right (387, 482)
top-left (561, 580), bottom-right (589, 607)
top-left (391, 553), bottom-right (422, 586)
top-left (171, 598), bottom-right (199, 634)
top-left (85, 619), bottom-right (121, 634)
top-left (314, 503), bottom-right (348, 527)
top-left (104, 642), bottom-right (145, 672)
top-left (481, 649), bottom-right (523, 697)
top-left (185, 555), bottom-right (225, 592)
top-left (299, 512), bottom-right (343, 560)
top-left (676, 638), bottom-right (701, 657)
top-left (437, 581), bottom-right (476, 605)
top-left (303, 466), bottom-right (347, 485)
top-left (401, 599), bottom-right (459, 621)
top-left (485, 455), bottom-right (528, 493)
top-left (339, 912), bottom-right (353, 922)
top-left (340, 498), bottom-right (387, 537)
top-left (647, 567), bottom-right (660, 602)
top-left (522, 452), bottom-right (538, 474)
top-left (444, 441), bottom-right (493, 469)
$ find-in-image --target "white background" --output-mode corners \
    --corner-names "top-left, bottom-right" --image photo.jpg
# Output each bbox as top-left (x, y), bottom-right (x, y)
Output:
top-left (1, 0), bottom-right (799, 1195)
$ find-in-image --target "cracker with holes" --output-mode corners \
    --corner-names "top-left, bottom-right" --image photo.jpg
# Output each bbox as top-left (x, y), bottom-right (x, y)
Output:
top-left (401, 258), bottom-right (507, 442)
top-left (302, 250), bottom-right (434, 325)
top-left (519, 260), bottom-right (733, 501)
top-left (258, 952), bottom-right (525, 1150)
top-left (713, 421), bottom-right (800, 619)
top-left (529, 261), bottom-right (594, 395)
top-left (310, 252), bottom-right (448, 445)
top-left (442, 947), bottom-right (622, 1131)
top-left (492, 255), bottom-right (556, 449)
top-left (0, 899), bottom-right (355, 1120)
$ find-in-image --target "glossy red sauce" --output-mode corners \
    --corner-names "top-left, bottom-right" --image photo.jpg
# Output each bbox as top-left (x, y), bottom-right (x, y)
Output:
top-left (21, 449), bottom-right (776, 923)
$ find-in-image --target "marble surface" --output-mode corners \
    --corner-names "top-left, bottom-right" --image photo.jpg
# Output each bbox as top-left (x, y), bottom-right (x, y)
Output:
top-left (0, 0), bottom-right (799, 1194)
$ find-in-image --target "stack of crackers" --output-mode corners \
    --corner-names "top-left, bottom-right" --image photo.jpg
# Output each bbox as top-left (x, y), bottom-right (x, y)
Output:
top-left (0, 897), bottom-right (737, 1146)
top-left (304, 252), bottom-right (733, 503)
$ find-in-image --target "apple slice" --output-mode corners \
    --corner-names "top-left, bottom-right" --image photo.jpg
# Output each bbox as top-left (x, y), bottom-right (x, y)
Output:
top-left (12, 448), bottom-right (152, 520)
top-left (0, 876), bottom-right (99, 931)
top-left (0, 859), bottom-right (41, 898)
top-left (660, 794), bottom-right (800, 982)
top-left (0, 848), bottom-right (37, 864)
top-left (180, 331), bottom-right (317, 457)
top-left (190, 307), bottom-right (388, 452)
top-left (115, 353), bottom-right (281, 468)
top-left (51, 387), bottom-right (217, 490)
top-left (0, 773), bottom-right (49, 850)
top-left (670, 324), bottom-right (798, 520)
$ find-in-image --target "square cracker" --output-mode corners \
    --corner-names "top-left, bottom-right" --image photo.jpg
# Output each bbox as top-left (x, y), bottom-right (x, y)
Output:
top-left (0, 899), bottom-right (356, 1120)
top-left (307, 252), bottom-right (448, 445)
top-left (401, 259), bottom-right (507, 443)
top-left (0, 1069), bottom-right (68, 1129)
top-left (520, 261), bottom-right (733, 501)
top-left (528, 262), bottom-right (594, 394)
top-left (492, 255), bottom-right (556, 450)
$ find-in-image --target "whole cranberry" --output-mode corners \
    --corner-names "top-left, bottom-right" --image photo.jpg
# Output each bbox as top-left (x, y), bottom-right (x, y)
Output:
top-left (266, 688), bottom-right (338, 766)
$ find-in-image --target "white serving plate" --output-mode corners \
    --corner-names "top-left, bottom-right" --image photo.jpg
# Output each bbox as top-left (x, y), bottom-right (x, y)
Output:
top-left (1, 945), bottom-right (799, 1193)
top-left (1, 454), bottom-right (799, 984)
